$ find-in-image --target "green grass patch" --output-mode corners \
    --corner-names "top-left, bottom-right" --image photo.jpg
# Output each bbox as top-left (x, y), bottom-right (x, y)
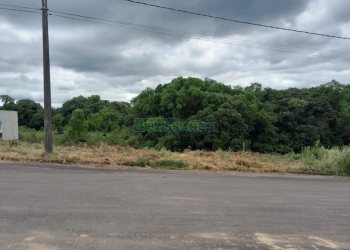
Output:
top-left (136, 157), bottom-right (152, 167)
top-left (151, 159), bottom-right (188, 170)
top-left (292, 142), bottom-right (350, 175)
top-left (136, 157), bottom-right (188, 170)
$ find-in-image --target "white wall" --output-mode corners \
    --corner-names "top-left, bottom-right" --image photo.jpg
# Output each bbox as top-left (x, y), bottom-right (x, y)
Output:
top-left (0, 111), bottom-right (19, 141)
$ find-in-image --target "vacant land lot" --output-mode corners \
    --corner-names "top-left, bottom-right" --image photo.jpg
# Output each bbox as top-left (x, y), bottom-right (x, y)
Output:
top-left (1, 141), bottom-right (350, 175)
top-left (0, 142), bottom-right (308, 173)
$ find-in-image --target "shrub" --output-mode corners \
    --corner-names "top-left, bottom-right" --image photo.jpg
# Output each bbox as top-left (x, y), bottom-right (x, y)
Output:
top-left (19, 126), bottom-right (42, 143)
top-left (65, 109), bottom-right (88, 143)
top-left (53, 114), bottom-right (64, 134)
top-left (107, 128), bottom-right (142, 148)
top-left (335, 150), bottom-right (350, 174)
top-left (294, 143), bottom-right (350, 175)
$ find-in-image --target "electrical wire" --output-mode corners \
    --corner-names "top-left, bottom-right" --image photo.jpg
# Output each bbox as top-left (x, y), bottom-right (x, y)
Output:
top-left (49, 10), bottom-right (350, 61)
top-left (26, 0), bottom-right (40, 9)
top-left (0, 4), bottom-right (349, 61)
top-left (123, 0), bottom-right (350, 41)
top-left (0, 2), bottom-right (39, 10)
top-left (0, 6), bottom-right (40, 14)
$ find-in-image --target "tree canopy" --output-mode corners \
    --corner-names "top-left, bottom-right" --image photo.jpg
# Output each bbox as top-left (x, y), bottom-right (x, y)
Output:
top-left (2, 78), bottom-right (350, 153)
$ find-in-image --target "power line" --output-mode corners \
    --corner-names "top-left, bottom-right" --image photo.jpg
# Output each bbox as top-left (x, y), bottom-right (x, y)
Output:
top-left (0, 2), bottom-right (51, 153)
top-left (27, 0), bottom-right (40, 9)
top-left (0, 3), bottom-right (39, 10)
top-left (0, 6), bottom-right (40, 14)
top-left (123, 0), bottom-right (350, 41)
top-left (0, 4), bottom-right (349, 61)
top-left (48, 10), bottom-right (350, 61)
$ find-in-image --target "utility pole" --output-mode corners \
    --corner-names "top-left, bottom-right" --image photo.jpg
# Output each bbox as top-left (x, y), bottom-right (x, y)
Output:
top-left (41, 0), bottom-right (53, 154)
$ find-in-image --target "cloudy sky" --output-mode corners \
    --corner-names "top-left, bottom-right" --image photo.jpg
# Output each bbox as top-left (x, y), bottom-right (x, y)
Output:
top-left (0, 0), bottom-right (350, 106)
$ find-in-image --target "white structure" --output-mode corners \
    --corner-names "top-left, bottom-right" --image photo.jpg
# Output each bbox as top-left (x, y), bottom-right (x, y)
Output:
top-left (0, 111), bottom-right (19, 141)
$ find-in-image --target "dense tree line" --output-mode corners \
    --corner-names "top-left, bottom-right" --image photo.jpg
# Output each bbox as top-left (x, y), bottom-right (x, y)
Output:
top-left (1, 77), bottom-right (350, 153)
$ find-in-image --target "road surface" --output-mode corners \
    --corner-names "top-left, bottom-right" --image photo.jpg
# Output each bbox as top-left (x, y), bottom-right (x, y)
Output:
top-left (0, 163), bottom-right (349, 249)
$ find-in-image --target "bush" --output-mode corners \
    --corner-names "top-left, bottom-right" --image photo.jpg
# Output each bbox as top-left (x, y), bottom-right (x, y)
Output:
top-left (19, 127), bottom-right (43, 143)
top-left (294, 142), bottom-right (350, 175)
top-left (53, 114), bottom-right (64, 134)
top-left (106, 128), bottom-right (142, 148)
top-left (65, 109), bottom-right (88, 143)
top-left (335, 151), bottom-right (350, 174)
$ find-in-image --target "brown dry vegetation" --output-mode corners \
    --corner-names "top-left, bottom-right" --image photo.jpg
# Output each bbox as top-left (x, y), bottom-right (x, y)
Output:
top-left (0, 141), bottom-right (305, 173)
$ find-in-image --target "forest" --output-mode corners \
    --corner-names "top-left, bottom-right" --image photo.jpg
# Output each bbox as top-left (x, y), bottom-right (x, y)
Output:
top-left (1, 77), bottom-right (350, 154)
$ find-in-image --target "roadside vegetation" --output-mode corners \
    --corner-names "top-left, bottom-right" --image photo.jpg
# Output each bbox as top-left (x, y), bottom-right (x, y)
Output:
top-left (0, 138), bottom-right (349, 175)
top-left (0, 141), bottom-right (303, 173)
top-left (3, 77), bottom-right (350, 153)
top-left (1, 77), bottom-right (350, 175)
top-left (292, 143), bottom-right (350, 175)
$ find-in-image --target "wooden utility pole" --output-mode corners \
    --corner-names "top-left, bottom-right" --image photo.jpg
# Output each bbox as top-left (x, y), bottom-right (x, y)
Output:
top-left (41, 0), bottom-right (53, 154)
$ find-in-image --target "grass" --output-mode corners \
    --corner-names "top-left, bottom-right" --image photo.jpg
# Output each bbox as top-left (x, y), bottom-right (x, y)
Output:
top-left (0, 141), bottom-right (306, 173)
top-left (137, 158), bottom-right (188, 169)
top-left (1, 137), bottom-right (349, 175)
top-left (291, 143), bottom-right (350, 175)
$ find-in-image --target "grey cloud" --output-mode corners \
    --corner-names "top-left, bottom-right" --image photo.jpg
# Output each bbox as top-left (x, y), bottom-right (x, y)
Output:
top-left (0, 0), bottom-right (349, 105)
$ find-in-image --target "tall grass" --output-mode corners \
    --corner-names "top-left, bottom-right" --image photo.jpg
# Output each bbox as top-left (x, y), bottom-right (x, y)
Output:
top-left (292, 143), bottom-right (350, 175)
top-left (19, 127), bottom-right (43, 144)
top-left (11, 128), bottom-right (350, 175)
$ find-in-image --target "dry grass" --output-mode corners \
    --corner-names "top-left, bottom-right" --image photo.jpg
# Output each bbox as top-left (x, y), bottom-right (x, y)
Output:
top-left (0, 141), bottom-right (305, 173)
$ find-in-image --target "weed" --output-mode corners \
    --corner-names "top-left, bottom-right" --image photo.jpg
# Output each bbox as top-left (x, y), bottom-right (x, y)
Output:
top-left (1, 141), bottom-right (345, 175)
top-left (136, 157), bottom-right (151, 167)
top-left (295, 143), bottom-right (350, 175)
top-left (151, 160), bottom-right (188, 170)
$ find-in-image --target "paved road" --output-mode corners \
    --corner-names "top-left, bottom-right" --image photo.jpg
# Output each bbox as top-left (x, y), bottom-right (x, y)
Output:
top-left (0, 163), bottom-right (349, 250)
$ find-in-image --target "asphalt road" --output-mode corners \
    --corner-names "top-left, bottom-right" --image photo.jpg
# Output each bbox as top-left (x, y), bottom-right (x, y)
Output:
top-left (0, 163), bottom-right (349, 250)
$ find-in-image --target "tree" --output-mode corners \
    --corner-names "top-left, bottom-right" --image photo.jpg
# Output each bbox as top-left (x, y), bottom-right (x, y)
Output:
top-left (66, 109), bottom-right (88, 142)
top-left (0, 95), bottom-right (17, 111)
top-left (53, 114), bottom-right (64, 134)
top-left (87, 107), bottom-right (121, 132)
top-left (16, 99), bottom-right (43, 129)
top-left (8, 77), bottom-right (350, 154)
top-left (29, 111), bottom-right (44, 130)
top-left (0, 95), bottom-right (15, 105)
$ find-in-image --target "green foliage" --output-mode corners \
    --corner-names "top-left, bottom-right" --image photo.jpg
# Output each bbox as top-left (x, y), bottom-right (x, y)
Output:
top-left (53, 114), bottom-right (64, 134)
top-left (106, 128), bottom-right (141, 147)
top-left (294, 142), bottom-right (350, 175)
top-left (19, 126), bottom-right (43, 143)
top-left (131, 77), bottom-right (284, 152)
top-left (152, 159), bottom-right (188, 169)
top-left (294, 141), bottom-right (326, 164)
top-left (1, 99), bottom-right (44, 129)
top-left (65, 109), bottom-right (88, 143)
top-left (87, 107), bottom-right (121, 132)
top-left (6, 77), bottom-right (350, 155)
top-left (336, 152), bottom-right (350, 174)
top-left (136, 157), bottom-right (151, 167)
top-left (17, 99), bottom-right (44, 128)
top-left (29, 111), bottom-right (44, 130)
top-left (0, 95), bottom-right (15, 105)
top-left (0, 97), bottom-right (44, 130)
top-left (136, 157), bottom-right (188, 169)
